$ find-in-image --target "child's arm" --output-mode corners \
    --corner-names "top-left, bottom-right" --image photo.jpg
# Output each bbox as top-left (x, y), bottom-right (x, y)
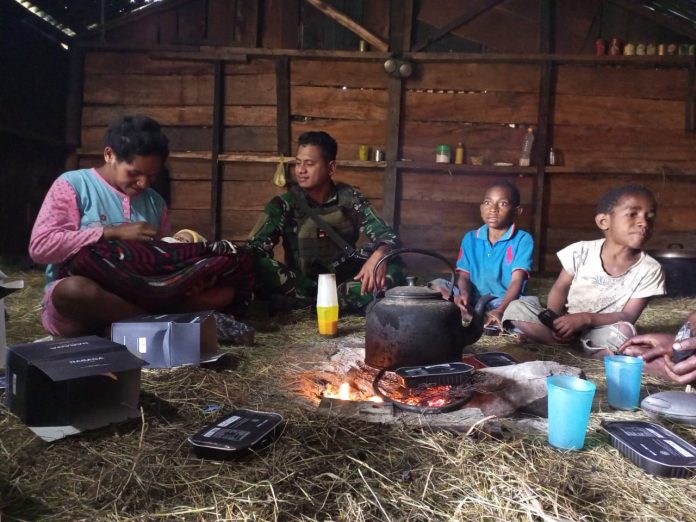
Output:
top-left (453, 270), bottom-right (472, 312)
top-left (546, 269), bottom-right (572, 314)
top-left (487, 269), bottom-right (528, 323)
top-left (553, 296), bottom-right (649, 341)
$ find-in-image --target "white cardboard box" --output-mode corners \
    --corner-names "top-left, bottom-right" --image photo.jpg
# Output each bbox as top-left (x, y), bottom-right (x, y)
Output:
top-left (111, 311), bottom-right (218, 369)
top-left (6, 336), bottom-right (146, 441)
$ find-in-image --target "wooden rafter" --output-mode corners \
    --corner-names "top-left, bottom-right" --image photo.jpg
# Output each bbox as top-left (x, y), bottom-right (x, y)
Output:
top-left (413, 0), bottom-right (506, 52)
top-left (608, 0), bottom-right (696, 40)
top-left (304, 0), bottom-right (389, 51)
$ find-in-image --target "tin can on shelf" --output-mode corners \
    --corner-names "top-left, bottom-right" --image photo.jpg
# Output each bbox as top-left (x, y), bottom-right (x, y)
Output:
top-left (435, 145), bottom-right (451, 163)
top-left (658, 43), bottom-right (666, 55)
top-left (646, 43), bottom-right (657, 55)
top-left (636, 43), bottom-right (646, 55)
top-left (358, 145), bottom-right (369, 161)
top-left (359, 40), bottom-right (368, 52)
top-left (373, 149), bottom-right (385, 162)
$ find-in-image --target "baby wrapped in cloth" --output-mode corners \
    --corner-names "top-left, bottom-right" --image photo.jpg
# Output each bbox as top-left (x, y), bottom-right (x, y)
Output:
top-left (59, 232), bottom-right (255, 344)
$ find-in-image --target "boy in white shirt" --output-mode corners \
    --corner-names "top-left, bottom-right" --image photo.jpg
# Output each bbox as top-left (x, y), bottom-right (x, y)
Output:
top-left (502, 184), bottom-right (665, 356)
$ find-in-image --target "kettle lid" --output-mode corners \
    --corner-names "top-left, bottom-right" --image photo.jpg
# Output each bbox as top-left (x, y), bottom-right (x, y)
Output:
top-left (385, 284), bottom-right (442, 300)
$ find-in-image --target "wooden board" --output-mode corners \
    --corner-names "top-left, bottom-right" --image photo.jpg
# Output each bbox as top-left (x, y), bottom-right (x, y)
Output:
top-left (225, 73), bottom-right (277, 105)
top-left (401, 172), bottom-right (534, 204)
top-left (546, 203), bottom-right (696, 232)
top-left (409, 63), bottom-right (540, 92)
top-left (83, 106), bottom-right (213, 127)
top-left (291, 86), bottom-right (388, 120)
top-left (556, 65), bottom-right (688, 100)
top-left (404, 91), bottom-right (538, 124)
top-left (400, 199), bottom-right (533, 229)
top-left (84, 74), bottom-right (214, 105)
top-left (553, 94), bottom-right (683, 129)
top-left (85, 52), bottom-right (215, 75)
top-left (290, 59), bottom-right (388, 89)
top-left (291, 119), bottom-right (388, 160)
top-left (402, 121), bottom-right (526, 163)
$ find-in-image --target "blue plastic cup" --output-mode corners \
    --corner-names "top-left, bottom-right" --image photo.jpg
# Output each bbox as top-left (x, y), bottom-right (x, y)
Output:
top-left (547, 375), bottom-right (596, 450)
top-left (604, 355), bottom-right (643, 410)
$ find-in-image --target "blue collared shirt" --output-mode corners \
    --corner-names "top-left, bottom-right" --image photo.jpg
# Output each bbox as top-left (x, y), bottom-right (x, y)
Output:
top-left (455, 224), bottom-right (534, 300)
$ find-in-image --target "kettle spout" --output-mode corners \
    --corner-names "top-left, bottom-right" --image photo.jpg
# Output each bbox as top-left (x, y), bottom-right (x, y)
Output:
top-left (461, 294), bottom-right (496, 346)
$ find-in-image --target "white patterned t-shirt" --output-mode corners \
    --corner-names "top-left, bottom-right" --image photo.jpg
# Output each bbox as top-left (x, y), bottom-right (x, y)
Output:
top-left (557, 239), bottom-right (665, 315)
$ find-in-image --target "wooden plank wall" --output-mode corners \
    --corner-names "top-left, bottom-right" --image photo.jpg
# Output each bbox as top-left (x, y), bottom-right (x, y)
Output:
top-left (545, 64), bottom-right (696, 271)
top-left (290, 59), bottom-right (388, 215)
top-left (76, 50), bottom-right (696, 273)
top-left (399, 62), bottom-right (539, 265)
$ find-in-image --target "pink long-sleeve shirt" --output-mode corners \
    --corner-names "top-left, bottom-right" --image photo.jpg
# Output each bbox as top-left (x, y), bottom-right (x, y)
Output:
top-left (30, 168), bottom-right (170, 284)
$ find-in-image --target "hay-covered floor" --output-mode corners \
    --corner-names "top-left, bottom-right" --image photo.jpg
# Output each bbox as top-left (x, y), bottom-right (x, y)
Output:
top-left (2, 267), bottom-right (696, 521)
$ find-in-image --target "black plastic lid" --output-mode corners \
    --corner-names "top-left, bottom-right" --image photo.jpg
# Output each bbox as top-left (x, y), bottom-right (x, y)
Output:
top-left (188, 409), bottom-right (283, 457)
top-left (602, 420), bottom-right (696, 478)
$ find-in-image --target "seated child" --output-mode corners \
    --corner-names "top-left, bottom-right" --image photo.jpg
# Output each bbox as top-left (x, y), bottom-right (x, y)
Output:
top-left (620, 311), bottom-right (696, 384)
top-left (431, 180), bottom-right (536, 328)
top-left (502, 184), bottom-right (665, 356)
top-left (29, 115), bottom-right (253, 339)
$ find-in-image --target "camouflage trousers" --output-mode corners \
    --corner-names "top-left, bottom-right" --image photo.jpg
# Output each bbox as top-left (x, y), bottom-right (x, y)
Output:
top-left (252, 256), bottom-right (405, 309)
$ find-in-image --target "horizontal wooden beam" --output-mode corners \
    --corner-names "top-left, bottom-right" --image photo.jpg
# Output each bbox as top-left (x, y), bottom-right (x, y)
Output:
top-left (304, 0), bottom-right (389, 52)
top-left (79, 42), bottom-right (390, 61)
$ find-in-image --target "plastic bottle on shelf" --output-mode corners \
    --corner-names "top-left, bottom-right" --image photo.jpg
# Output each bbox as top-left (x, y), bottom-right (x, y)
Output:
top-left (519, 127), bottom-right (535, 167)
top-left (454, 142), bottom-right (465, 164)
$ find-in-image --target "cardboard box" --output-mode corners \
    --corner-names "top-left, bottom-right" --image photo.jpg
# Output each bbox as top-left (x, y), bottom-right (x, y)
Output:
top-left (111, 311), bottom-right (218, 369)
top-left (0, 270), bottom-right (24, 371)
top-left (5, 336), bottom-right (146, 442)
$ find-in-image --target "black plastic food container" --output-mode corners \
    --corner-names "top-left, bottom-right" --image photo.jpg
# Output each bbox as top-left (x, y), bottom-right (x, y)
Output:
top-left (602, 420), bottom-right (696, 478)
top-left (475, 352), bottom-right (519, 367)
top-left (188, 409), bottom-right (284, 459)
top-left (395, 362), bottom-right (474, 387)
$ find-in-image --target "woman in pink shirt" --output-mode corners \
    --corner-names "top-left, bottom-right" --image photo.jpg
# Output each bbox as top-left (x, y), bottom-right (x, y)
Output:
top-left (29, 116), bottom-right (239, 337)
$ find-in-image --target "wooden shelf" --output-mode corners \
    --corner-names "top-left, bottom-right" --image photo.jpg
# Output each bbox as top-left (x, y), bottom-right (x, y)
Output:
top-left (545, 165), bottom-right (696, 176)
top-left (394, 161), bottom-right (536, 175)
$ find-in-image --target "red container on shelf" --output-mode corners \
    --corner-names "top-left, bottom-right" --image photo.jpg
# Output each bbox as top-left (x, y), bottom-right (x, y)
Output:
top-left (594, 39), bottom-right (606, 56)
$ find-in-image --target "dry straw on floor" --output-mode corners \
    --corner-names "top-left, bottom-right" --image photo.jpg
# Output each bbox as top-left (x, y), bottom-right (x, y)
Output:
top-left (2, 267), bottom-right (696, 521)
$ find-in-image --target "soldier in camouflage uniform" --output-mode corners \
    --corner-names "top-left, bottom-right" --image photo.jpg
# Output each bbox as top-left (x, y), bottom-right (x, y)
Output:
top-left (247, 131), bottom-right (403, 308)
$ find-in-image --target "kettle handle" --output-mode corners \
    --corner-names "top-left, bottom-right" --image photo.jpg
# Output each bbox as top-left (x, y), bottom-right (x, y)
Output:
top-left (372, 247), bottom-right (457, 298)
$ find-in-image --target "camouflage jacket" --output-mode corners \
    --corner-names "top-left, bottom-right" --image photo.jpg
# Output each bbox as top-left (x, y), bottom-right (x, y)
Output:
top-left (247, 182), bottom-right (400, 274)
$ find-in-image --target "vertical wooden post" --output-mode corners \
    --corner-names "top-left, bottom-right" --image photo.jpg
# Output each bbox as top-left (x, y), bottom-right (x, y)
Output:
top-left (382, 0), bottom-right (413, 230)
top-left (64, 47), bottom-right (85, 171)
top-left (531, 0), bottom-right (553, 271)
top-left (210, 60), bottom-right (225, 240)
top-left (686, 60), bottom-right (695, 132)
top-left (276, 56), bottom-right (291, 156)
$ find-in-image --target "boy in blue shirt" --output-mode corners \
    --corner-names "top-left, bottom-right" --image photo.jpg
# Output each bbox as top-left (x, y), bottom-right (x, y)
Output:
top-left (432, 180), bottom-right (535, 328)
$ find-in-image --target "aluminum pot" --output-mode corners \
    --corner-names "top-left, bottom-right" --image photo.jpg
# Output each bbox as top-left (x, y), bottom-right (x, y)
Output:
top-left (649, 244), bottom-right (696, 297)
top-left (364, 248), bottom-right (493, 370)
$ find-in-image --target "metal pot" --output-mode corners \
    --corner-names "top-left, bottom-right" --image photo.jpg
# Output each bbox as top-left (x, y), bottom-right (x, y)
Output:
top-left (649, 243), bottom-right (696, 297)
top-left (364, 248), bottom-right (493, 370)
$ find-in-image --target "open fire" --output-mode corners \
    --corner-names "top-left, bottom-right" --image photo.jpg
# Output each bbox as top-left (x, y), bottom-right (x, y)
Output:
top-left (322, 380), bottom-right (469, 409)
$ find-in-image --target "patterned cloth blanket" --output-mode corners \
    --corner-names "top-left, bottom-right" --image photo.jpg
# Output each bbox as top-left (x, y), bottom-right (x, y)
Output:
top-left (59, 239), bottom-right (253, 317)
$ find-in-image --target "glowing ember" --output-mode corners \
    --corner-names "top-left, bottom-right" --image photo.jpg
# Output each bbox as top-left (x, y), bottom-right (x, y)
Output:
top-left (367, 395), bottom-right (383, 403)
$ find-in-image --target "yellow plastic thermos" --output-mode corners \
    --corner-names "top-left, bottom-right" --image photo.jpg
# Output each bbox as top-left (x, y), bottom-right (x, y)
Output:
top-left (316, 274), bottom-right (339, 336)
